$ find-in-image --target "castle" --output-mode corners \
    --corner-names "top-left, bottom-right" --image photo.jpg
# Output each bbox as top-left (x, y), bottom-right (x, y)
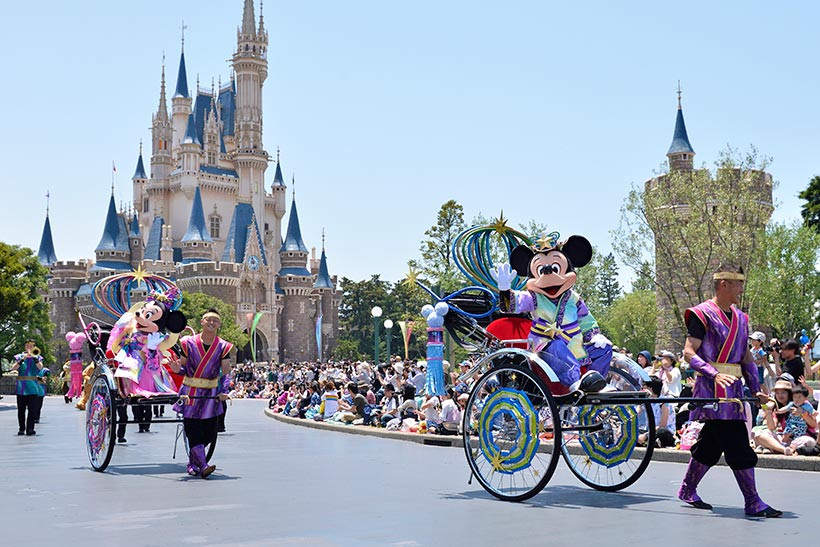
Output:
top-left (36, 0), bottom-right (340, 363)
top-left (646, 91), bottom-right (773, 349)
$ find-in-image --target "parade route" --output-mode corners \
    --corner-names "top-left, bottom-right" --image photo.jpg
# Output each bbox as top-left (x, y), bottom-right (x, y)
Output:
top-left (0, 397), bottom-right (812, 546)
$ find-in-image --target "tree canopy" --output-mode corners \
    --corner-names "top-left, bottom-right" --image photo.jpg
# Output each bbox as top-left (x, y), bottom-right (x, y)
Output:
top-left (178, 291), bottom-right (249, 350)
top-left (799, 175), bottom-right (820, 233)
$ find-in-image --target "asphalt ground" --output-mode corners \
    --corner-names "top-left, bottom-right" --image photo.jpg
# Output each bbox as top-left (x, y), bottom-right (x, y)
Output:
top-left (0, 396), bottom-right (810, 546)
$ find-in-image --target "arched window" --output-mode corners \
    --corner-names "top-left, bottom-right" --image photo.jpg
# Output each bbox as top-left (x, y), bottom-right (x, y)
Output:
top-left (209, 215), bottom-right (221, 239)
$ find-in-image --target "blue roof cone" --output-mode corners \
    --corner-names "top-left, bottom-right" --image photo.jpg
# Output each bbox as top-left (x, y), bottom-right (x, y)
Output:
top-left (667, 107), bottom-right (694, 156)
top-left (272, 161), bottom-right (285, 187)
top-left (280, 199), bottom-right (308, 253)
top-left (182, 113), bottom-right (200, 145)
top-left (95, 195), bottom-right (130, 253)
top-left (129, 213), bottom-right (141, 237)
top-left (174, 50), bottom-right (189, 99)
top-left (37, 215), bottom-right (57, 266)
top-left (144, 216), bottom-right (165, 260)
top-left (182, 186), bottom-right (213, 243)
top-left (313, 249), bottom-right (333, 289)
top-left (132, 152), bottom-right (147, 180)
top-left (221, 203), bottom-right (267, 265)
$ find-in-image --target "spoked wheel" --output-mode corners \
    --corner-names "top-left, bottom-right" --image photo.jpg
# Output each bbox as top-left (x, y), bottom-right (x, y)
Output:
top-left (463, 363), bottom-right (561, 502)
top-left (86, 375), bottom-right (116, 472)
top-left (559, 368), bottom-right (655, 492)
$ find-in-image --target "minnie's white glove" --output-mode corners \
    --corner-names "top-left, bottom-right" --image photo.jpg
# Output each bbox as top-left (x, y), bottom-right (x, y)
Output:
top-left (590, 333), bottom-right (611, 349)
top-left (146, 332), bottom-right (165, 350)
top-left (491, 263), bottom-right (516, 291)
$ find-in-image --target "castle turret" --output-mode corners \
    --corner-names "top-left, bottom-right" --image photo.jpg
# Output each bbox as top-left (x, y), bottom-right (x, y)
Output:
top-left (171, 43), bottom-right (193, 157)
top-left (94, 194), bottom-right (131, 271)
top-left (181, 186), bottom-right (214, 263)
top-left (268, 150), bottom-right (287, 271)
top-left (233, 0), bottom-right (269, 230)
top-left (37, 209), bottom-right (57, 267)
top-left (151, 61), bottom-right (174, 182)
top-left (132, 142), bottom-right (149, 221)
top-left (667, 86), bottom-right (695, 172)
top-left (129, 213), bottom-right (144, 268)
top-left (312, 235), bottom-right (338, 360)
top-left (160, 224), bottom-right (174, 263)
top-left (180, 113), bottom-right (202, 173)
top-left (278, 193), bottom-right (314, 361)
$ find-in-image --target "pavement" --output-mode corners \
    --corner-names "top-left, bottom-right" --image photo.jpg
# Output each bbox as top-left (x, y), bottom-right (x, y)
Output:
top-left (265, 409), bottom-right (820, 471)
top-left (1, 396), bottom-right (816, 546)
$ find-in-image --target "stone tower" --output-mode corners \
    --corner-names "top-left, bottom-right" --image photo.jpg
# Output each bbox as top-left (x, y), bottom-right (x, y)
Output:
top-left (278, 192), bottom-right (315, 362)
top-left (311, 238), bottom-right (340, 360)
top-left (180, 186), bottom-right (214, 263)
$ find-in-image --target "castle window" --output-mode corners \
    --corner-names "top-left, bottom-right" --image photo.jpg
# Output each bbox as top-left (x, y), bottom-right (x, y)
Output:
top-left (264, 223), bottom-right (269, 231)
top-left (209, 215), bottom-right (221, 239)
top-left (143, 198), bottom-right (149, 213)
top-left (288, 319), bottom-right (294, 332)
top-left (207, 152), bottom-right (216, 165)
top-left (300, 302), bottom-right (305, 314)
top-left (683, 154), bottom-right (688, 160)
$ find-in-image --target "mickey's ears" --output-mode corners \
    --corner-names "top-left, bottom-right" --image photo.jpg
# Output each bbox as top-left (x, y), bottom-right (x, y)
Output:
top-left (562, 235), bottom-right (592, 268)
top-left (510, 245), bottom-right (534, 277)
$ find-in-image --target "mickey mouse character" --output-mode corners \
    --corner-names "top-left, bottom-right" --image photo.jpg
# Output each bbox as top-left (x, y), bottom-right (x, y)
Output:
top-left (491, 232), bottom-right (612, 388)
top-left (108, 289), bottom-right (187, 397)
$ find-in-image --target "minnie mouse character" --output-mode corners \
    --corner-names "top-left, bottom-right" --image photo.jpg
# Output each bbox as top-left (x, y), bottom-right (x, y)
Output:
top-left (491, 232), bottom-right (612, 388)
top-left (108, 288), bottom-right (187, 397)
top-left (64, 331), bottom-right (87, 401)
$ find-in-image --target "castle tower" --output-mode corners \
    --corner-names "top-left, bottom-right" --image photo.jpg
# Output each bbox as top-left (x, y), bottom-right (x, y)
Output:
top-left (268, 151), bottom-right (287, 272)
top-left (312, 235), bottom-right (338, 360)
top-left (160, 224), bottom-right (174, 263)
top-left (667, 85), bottom-right (695, 172)
top-left (278, 192), bottom-right (315, 361)
top-left (181, 186), bottom-right (214, 263)
top-left (37, 207), bottom-right (57, 267)
top-left (48, 260), bottom-right (90, 345)
top-left (94, 194), bottom-right (131, 271)
top-left (171, 41), bottom-right (192, 157)
top-left (232, 0), bottom-right (269, 228)
top-left (128, 213), bottom-right (144, 268)
top-left (203, 96), bottom-right (220, 166)
top-left (180, 113), bottom-right (202, 173)
top-left (151, 61), bottom-right (174, 182)
top-left (131, 142), bottom-right (149, 222)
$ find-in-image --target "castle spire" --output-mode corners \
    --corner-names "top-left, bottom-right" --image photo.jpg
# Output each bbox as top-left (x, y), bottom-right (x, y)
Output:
top-left (173, 33), bottom-right (190, 99)
top-left (157, 56), bottom-right (169, 120)
top-left (313, 244), bottom-right (333, 289)
top-left (182, 186), bottom-right (213, 243)
top-left (272, 148), bottom-right (285, 187)
top-left (95, 194), bottom-right (130, 255)
top-left (280, 192), bottom-right (308, 253)
top-left (241, 0), bottom-right (257, 38)
top-left (182, 113), bottom-right (200, 145)
top-left (132, 141), bottom-right (147, 180)
top-left (666, 83), bottom-right (695, 171)
top-left (37, 200), bottom-right (57, 266)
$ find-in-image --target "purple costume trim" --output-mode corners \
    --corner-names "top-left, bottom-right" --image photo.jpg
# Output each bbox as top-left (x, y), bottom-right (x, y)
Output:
top-left (173, 334), bottom-right (232, 419)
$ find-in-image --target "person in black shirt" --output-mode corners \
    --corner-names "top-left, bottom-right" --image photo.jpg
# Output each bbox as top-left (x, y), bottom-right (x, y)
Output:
top-left (772, 339), bottom-right (806, 382)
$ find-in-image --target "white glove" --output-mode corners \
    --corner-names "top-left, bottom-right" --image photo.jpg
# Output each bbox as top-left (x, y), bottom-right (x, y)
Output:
top-left (590, 333), bottom-right (611, 349)
top-left (115, 312), bottom-right (135, 328)
top-left (146, 332), bottom-right (165, 350)
top-left (490, 263), bottom-right (516, 291)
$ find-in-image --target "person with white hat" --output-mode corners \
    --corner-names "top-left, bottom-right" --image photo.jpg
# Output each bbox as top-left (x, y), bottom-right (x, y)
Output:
top-left (748, 331), bottom-right (774, 393)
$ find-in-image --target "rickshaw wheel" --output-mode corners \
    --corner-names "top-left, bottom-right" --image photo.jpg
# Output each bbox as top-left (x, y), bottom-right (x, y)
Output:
top-left (559, 368), bottom-right (655, 491)
top-left (86, 375), bottom-right (116, 472)
top-left (463, 363), bottom-right (561, 502)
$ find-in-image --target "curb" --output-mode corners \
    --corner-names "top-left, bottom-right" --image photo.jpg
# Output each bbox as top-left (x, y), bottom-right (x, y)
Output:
top-left (265, 409), bottom-right (820, 472)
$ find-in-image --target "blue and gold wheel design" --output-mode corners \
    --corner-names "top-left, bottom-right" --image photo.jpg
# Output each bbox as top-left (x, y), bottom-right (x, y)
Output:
top-left (463, 363), bottom-right (561, 502)
top-left (478, 388), bottom-right (540, 474)
top-left (576, 404), bottom-right (638, 468)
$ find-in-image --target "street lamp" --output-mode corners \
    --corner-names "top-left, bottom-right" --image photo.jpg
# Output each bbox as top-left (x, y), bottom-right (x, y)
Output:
top-left (371, 306), bottom-right (383, 365)
top-left (384, 319), bottom-right (394, 363)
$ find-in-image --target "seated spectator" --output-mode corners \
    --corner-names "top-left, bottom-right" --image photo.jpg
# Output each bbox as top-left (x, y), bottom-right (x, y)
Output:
top-left (658, 351), bottom-right (682, 397)
top-left (377, 384), bottom-right (400, 427)
top-left (636, 350), bottom-right (653, 374)
top-left (337, 382), bottom-right (367, 424)
top-left (319, 381), bottom-right (339, 420)
top-left (431, 387), bottom-right (460, 436)
top-left (753, 379), bottom-right (815, 455)
top-left (637, 377), bottom-right (676, 448)
top-left (420, 393), bottom-right (441, 430)
top-left (396, 384), bottom-right (418, 420)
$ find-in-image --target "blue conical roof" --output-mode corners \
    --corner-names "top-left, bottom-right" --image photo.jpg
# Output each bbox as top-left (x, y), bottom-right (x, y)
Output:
top-left (667, 108), bottom-right (694, 155)
top-left (272, 161), bottom-right (285, 186)
top-left (129, 213), bottom-right (141, 237)
top-left (174, 50), bottom-right (189, 99)
top-left (313, 249), bottom-right (333, 289)
top-left (182, 113), bottom-right (200, 145)
top-left (37, 215), bottom-right (57, 266)
top-left (280, 199), bottom-right (308, 253)
top-left (132, 152), bottom-right (147, 180)
top-left (221, 203), bottom-right (267, 265)
top-left (144, 216), bottom-right (164, 260)
top-left (95, 195), bottom-right (130, 253)
top-left (182, 186), bottom-right (213, 243)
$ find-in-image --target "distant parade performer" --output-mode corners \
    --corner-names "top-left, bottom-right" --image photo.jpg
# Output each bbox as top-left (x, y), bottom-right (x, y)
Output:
top-left (678, 264), bottom-right (781, 518)
top-left (11, 339), bottom-right (46, 436)
top-left (64, 331), bottom-right (87, 402)
top-left (170, 309), bottom-right (233, 478)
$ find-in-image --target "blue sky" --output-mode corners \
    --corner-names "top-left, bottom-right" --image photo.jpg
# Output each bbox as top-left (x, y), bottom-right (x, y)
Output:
top-left (0, 1), bottom-right (815, 286)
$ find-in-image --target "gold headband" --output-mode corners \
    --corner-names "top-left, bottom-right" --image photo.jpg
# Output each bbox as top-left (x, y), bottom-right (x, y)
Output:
top-left (202, 312), bottom-right (221, 320)
top-left (713, 272), bottom-right (745, 281)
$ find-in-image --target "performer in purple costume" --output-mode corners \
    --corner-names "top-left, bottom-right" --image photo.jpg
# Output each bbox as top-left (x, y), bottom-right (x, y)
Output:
top-left (170, 308), bottom-right (233, 478)
top-left (678, 264), bottom-right (781, 518)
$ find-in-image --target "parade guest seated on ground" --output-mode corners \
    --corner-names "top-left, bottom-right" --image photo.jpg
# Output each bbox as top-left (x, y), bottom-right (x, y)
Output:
top-left (637, 377), bottom-right (676, 448)
top-left (376, 384), bottom-right (400, 427)
top-left (319, 381), bottom-right (339, 420)
top-left (419, 392), bottom-right (441, 429)
top-left (431, 387), bottom-right (460, 435)
top-left (337, 382), bottom-right (367, 424)
top-left (753, 379), bottom-right (816, 455)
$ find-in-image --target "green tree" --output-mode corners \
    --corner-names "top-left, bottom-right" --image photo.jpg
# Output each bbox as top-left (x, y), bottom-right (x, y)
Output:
top-left (596, 253), bottom-right (621, 307)
top-left (613, 145), bottom-right (773, 345)
top-left (745, 221), bottom-right (820, 338)
top-left (799, 175), bottom-right (820, 233)
top-left (574, 246), bottom-right (602, 312)
top-left (0, 243), bottom-right (54, 366)
top-left (419, 200), bottom-right (466, 293)
top-left (337, 275), bottom-right (393, 358)
top-left (178, 291), bottom-right (249, 350)
top-left (599, 290), bottom-right (658, 355)
top-left (631, 261), bottom-right (655, 292)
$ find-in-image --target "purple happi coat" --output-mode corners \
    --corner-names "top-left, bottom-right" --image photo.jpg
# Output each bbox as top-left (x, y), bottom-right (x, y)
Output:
top-left (173, 334), bottom-right (233, 419)
top-left (685, 300), bottom-right (759, 421)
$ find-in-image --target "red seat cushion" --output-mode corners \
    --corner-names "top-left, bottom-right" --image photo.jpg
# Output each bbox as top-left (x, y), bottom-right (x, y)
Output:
top-left (486, 317), bottom-right (530, 349)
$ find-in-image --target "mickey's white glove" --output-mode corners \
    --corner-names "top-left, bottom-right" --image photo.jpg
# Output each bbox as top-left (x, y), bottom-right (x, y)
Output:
top-left (491, 263), bottom-right (516, 291)
top-left (146, 332), bottom-right (165, 350)
top-left (115, 312), bottom-right (135, 328)
top-left (590, 333), bottom-right (611, 349)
